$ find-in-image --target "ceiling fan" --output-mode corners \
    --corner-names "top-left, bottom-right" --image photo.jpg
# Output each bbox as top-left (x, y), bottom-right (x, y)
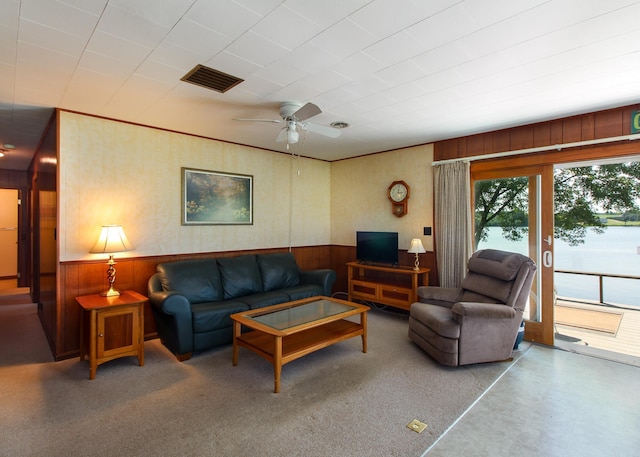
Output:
top-left (234, 102), bottom-right (340, 146)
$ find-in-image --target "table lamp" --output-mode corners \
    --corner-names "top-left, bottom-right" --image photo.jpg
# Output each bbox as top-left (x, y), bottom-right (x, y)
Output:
top-left (90, 225), bottom-right (133, 297)
top-left (408, 238), bottom-right (426, 271)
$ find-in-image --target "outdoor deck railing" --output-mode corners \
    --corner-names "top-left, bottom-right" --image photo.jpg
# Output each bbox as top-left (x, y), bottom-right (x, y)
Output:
top-left (555, 269), bottom-right (640, 306)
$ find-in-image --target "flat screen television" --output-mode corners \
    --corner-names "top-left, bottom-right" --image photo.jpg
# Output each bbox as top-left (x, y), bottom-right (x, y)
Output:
top-left (356, 231), bottom-right (398, 266)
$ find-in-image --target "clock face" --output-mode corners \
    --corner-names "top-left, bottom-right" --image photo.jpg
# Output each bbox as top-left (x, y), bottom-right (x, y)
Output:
top-left (389, 183), bottom-right (408, 202)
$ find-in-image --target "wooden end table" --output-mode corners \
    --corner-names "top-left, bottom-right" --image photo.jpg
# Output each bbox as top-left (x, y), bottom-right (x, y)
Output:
top-left (77, 290), bottom-right (146, 380)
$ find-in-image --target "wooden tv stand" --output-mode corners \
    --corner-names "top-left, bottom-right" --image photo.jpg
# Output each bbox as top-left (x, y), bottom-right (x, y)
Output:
top-left (347, 262), bottom-right (430, 310)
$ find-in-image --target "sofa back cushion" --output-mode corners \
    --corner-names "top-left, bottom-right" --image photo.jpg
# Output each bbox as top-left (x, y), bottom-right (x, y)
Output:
top-left (217, 254), bottom-right (264, 299)
top-left (256, 253), bottom-right (300, 292)
top-left (157, 259), bottom-right (223, 303)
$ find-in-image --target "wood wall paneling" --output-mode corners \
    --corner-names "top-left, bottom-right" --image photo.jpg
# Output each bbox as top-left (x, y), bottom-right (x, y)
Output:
top-left (434, 103), bottom-right (640, 162)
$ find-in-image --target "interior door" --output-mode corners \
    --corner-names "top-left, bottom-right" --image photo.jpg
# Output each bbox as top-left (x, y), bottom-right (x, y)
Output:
top-left (0, 189), bottom-right (18, 279)
top-left (471, 165), bottom-right (555, 346)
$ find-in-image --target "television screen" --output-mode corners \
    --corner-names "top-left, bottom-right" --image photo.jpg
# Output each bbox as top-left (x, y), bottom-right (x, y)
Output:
top-left (356, 231), bottom-right (398, 266)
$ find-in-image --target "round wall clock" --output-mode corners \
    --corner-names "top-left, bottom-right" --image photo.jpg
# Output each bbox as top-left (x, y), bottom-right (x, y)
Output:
top-left (388, 180), bottom-right (410, 217)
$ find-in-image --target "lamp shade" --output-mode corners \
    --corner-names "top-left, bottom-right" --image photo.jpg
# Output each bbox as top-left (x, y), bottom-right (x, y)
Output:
top-left (408, 238), bottom-right (426, 254)
top-left (90, 225), bottom-right (133, 254)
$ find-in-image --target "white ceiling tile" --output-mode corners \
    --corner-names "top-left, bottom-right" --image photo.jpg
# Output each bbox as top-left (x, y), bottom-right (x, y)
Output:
top-left (349, 0), bottom-right (428, 39)
top-left (18, 20), bottom-right (87, 58)
top-left (135, 59), bottom-right (186, 83)
top-left (232, 0), bottom-right (282, 17)
top-left (251, 5), bottom-right (322, 50)
top-left (98, 3), bottom-right (171, 48)
top-left (109, 0), bottom-right (194, 28)
top-left (362, 31), bottom-right (424, 66)
top-left (205, 51), bottom-right (262, 80)
top-left (299, 69), bottom-right (351, 94)
top-left (254, 63), bottom-right (307, 86)
top-left (186, 0), bottom-right (261, 38)
top-left (165, 18), bottom-right (232, 60)
top-left (148, 41), bottom-right (201, 72)
top-left (86, 30), bottom-right (151, 68)
top-left (236, 76), bottom-right (284, 98)
top-left (20, 0), bottom-right (100, 37)
top-left (330, 52), bottom-right (385, 80)
top-left (57, 0), bottom-right (108, 16)
top-left (280, 0), bottom-right (371, 28)
top-left (226, 30), bottom-right (290, 67)
top-left (405, 3), bottom-right (478, 52)
top-left (276, 42), bottom-right (341, 73)
top-left (310, 18), bottom-right (377, 59)
top-left (78, 50), bottom-right (137, 79)
top-left (374, 60), bottom-right (425, 86)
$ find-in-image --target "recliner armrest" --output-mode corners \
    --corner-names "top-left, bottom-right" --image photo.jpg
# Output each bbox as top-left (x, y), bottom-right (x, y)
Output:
top-left (417, 286), bottom-right (461, 308)
top-left (451, 302), bottom-right (516, 319)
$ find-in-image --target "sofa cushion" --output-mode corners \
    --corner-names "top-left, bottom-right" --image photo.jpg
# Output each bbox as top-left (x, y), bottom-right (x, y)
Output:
top-left (157, 259), bottom-right (223, 304)
top-left (256, 253), bottom-right (300, 292)
top-left (217, 255), bottom-right (264, 299)
top-left (191, 300), bottom-right (249, 333)
top-left (235, 291), bottom-right (290, 310)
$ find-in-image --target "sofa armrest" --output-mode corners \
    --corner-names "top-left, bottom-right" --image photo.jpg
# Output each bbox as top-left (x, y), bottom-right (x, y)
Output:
top-left (148, 274), bottom-right (194, 357)
top-left (299, 269), bottom-right (337, 296)
top-left (451, 301), bottom-right (516, 319)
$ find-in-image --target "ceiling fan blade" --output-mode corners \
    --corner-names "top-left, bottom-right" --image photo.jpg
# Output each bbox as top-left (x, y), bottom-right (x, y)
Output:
top-left (302, 122), bottom-right (341, 138)
top-left (233, 118), bottom-right (283, 123)
top-left (292, 102), bottom-right (321, 121)
top-left (275, 127), bottom-right (288, 143)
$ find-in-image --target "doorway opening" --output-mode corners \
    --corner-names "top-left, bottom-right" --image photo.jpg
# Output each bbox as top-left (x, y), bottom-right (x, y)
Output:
top-left (552, 159), bottom-right (640, 366)
top-left (0, 188), bottom-right (20, 293)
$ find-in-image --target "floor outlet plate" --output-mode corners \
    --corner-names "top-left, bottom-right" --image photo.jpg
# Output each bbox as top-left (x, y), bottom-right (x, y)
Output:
top-left (407, 419), bottom-right (428, 433)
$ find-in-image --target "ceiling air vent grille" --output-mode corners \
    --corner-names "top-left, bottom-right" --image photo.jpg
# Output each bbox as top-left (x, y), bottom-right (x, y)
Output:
top-left (180, 64), bottom-right (244, 93)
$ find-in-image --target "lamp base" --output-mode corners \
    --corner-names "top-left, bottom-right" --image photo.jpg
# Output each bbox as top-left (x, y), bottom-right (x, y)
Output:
top-left (413, 253), bottom-right (420, 271)
top-left (100, 286), bottom-right (121, 297)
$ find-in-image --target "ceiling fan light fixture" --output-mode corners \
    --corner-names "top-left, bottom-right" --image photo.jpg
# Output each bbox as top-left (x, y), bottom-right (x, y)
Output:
top-left (287, 128), bottom-right (299, 144)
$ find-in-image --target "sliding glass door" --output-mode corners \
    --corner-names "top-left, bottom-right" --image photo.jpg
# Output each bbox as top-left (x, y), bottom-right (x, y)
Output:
top-left (472, 165), bottom-right (555, 346)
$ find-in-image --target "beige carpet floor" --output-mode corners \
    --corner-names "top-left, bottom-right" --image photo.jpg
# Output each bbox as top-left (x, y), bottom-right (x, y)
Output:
top-left (0, 301), bottom-right (529, 457)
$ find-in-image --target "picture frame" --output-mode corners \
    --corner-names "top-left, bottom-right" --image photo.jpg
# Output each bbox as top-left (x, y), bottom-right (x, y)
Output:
top-left (182, 167), bottom-right (253, 225)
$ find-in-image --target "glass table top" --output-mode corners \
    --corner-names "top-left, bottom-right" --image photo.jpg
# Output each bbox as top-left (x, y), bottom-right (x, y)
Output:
top-left (244, 299), bottom-right (356, 331)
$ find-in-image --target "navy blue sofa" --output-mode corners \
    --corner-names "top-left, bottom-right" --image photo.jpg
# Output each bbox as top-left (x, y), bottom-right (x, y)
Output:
top-left (148, 252), bottom-right (336, 361)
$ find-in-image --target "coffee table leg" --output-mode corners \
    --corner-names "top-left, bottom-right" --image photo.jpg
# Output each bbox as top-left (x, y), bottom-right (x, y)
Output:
top-left (361, 311), bottom-right (368, 353)
top-left (274, 336), bottom-right (283, 393)
top-left (232, 321), bottom-right (240, 366)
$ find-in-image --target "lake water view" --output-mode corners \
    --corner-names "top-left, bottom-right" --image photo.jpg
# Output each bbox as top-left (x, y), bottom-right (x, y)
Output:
top-left (478, 226), bottom-right (640, 308)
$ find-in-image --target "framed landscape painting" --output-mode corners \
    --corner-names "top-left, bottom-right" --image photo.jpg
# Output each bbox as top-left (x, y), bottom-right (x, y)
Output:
top-left (182, 168), bottom-right (253, 225)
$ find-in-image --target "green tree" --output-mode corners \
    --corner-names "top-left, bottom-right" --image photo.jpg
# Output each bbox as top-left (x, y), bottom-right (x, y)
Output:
top-left (474, 163), bottom-right (640, 247)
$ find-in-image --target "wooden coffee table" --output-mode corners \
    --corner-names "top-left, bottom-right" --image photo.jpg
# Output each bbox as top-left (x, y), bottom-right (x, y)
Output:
top-left (231, 296), bottom-right (368, 393)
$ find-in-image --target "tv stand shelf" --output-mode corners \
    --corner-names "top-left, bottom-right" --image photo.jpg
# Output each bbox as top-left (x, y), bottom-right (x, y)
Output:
top-left (347, 262), bottom-right (430, 310)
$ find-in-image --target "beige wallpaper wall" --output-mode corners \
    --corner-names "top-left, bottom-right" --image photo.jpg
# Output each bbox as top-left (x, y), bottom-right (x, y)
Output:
top-left (59, 112), bottom-right (331, 261)
top-left (330, 145), bottom-right (434, 252)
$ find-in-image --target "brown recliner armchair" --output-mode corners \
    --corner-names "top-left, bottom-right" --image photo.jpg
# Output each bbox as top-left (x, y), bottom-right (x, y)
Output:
top-left (409, 249), bottom-right (536, 366)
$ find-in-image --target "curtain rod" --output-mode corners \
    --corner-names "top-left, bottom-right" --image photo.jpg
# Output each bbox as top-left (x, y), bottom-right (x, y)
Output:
top-left (432, 133), bottom-right (640, 166)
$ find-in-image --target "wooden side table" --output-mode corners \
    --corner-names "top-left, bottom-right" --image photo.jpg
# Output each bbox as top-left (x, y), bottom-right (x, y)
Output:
top-left (77, 290), bottom-right (146, 380)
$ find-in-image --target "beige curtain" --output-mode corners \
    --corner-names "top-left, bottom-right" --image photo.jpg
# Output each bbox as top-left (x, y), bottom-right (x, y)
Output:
top-left (434, 161), bottom-right (472, 288)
